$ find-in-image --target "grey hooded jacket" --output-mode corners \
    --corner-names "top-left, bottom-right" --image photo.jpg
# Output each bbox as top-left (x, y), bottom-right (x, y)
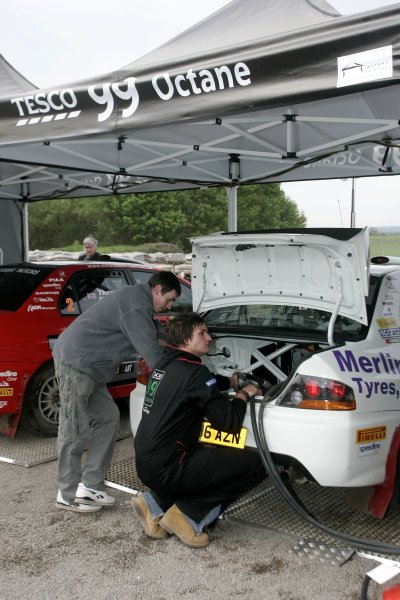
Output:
top-left (52, 283), bottom-right (163, 382)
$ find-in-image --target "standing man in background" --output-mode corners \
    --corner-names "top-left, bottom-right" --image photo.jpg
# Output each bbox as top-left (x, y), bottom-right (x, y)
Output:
top-left (78, 235), bottom-right (101, 261)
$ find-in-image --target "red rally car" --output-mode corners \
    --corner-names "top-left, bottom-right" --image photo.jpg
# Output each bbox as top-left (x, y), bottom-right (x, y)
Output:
top-left (0, 261), bottom-right (192, 438)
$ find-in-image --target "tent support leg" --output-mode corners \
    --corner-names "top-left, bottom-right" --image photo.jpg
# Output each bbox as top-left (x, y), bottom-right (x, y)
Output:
top-left (350, 178), bottom-right (356, 228)
top-left (227, 186), bottom-right (238, 232)
top-left (23, 202), bottom-right (29, 261)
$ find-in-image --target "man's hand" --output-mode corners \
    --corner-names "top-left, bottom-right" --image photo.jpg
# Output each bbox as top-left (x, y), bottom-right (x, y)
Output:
top-left (243, 383), bottom-right (262, 397)
top-left (230, 371), bottom-right (241, 391)
top-left (235, 383), bottom-right (261, 402)
top-left (230, 371), bottom-right (251, 391)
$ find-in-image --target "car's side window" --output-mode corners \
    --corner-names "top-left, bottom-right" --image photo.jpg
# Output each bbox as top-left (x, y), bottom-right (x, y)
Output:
top-left (131, 269), bottom-right (192, 313)
top-left (129, 269), bottom-right (153, 285)
top-left (174, 281), bottom-right (192, 312)
top-left (59, 270), bottom-right (129, 315)
top-left (59, 282), bottom-right (80, 315)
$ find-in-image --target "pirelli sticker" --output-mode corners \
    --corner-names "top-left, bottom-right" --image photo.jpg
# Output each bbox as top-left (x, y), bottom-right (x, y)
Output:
top-left (0, 388), bottom-right (13, 396)
top-left (356, 426), bottom-right (386, 457)
top-left (356, 426), bottom-right (386, 443)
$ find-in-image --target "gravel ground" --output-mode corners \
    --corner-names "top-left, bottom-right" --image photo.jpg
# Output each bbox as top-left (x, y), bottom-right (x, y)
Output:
top-left (0, 436), bottom-right (389, 600)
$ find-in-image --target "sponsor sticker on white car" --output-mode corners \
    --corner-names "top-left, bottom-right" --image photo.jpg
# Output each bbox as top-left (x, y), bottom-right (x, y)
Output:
top-left (357, 426), bottom-right (386, 457)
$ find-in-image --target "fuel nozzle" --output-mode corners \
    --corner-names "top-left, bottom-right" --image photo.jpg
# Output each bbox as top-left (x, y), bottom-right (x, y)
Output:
top-left (235, 372), bottom-right (270, 393)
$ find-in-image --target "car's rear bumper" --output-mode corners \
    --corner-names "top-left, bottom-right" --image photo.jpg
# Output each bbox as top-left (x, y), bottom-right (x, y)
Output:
top-left (243, 404), bottom-right (397, 487)
top-left (131, 382), bottom-right (395, 488)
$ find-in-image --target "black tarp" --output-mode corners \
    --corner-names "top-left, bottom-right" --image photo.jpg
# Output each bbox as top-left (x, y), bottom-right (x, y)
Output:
top-left (0, 55), bottom-right (36, 262)
top-left (0, 199), bottom-right (24, 264)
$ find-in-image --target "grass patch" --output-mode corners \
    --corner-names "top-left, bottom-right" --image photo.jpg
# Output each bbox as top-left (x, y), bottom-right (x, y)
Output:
top-left (370, 235), bottom-right (400, 258)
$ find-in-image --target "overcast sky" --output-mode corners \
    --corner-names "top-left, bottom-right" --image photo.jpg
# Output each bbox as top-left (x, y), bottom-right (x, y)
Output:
top-left (2, 0), bottom-right (399, 229)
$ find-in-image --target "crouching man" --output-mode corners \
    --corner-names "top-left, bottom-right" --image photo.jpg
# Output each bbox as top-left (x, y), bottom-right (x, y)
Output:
top-left (133, 312), bottom-right (265, 548)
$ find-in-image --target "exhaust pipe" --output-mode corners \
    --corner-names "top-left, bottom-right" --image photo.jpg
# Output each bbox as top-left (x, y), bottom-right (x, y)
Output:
top-left (279, 467), bottom-right (308, 485)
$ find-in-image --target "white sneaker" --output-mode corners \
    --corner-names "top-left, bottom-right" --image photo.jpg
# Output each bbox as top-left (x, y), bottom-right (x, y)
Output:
top-left (75, 483), bottom-right (116, 507)
top-left (56, 490), bottom-right (102, 513)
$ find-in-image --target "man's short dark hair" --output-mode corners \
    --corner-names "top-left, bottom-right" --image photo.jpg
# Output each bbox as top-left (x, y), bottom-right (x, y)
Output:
top-left (164, 312), bottom-right (204, 347)
top-left (148, 271), bottom-right (181, 296)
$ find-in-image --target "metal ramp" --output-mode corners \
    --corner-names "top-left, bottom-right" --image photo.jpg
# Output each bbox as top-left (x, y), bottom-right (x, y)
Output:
top-left (0, 410), bottom-right (132, 467)
top-left (2, 418), bottom-right (400, 557)
top-left (105, 454), bottom-right (400, 555)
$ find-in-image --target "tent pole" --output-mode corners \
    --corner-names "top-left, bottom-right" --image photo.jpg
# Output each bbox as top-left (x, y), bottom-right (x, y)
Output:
top-left (350, 178), bottom-right (356, 228)
top-left (23, 202), bottom-right (29, 261)
top-left (227, 186), bottom-right (238, 232)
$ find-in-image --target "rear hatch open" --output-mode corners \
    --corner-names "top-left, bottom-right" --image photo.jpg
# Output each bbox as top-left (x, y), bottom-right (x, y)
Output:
top-left (191, 228), bottom-right (369, 346)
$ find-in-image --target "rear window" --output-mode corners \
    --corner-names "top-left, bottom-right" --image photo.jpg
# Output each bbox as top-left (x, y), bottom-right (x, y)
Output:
top-left (204, 275), bottom-right (383, 343)
top-left (204, 304), bottom-right (366, 342)
top-left (0, 266), bottom-right (50, 311)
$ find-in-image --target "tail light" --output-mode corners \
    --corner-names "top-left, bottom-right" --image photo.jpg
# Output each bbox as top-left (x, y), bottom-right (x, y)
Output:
top-left (277, 375), bottom-right (356, 410)
top-left (136, 358), bottom-right (152, 385)
top-left (383, 584), bottom-right (400, 599)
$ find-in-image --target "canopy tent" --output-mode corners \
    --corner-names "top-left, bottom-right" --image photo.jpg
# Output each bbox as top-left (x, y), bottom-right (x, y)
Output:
top-left (0, 0), bottom-right (400, 262)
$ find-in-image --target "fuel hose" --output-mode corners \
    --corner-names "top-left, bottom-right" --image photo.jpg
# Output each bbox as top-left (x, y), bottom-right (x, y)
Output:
top-left (249, 393), bottom-right (400, 556)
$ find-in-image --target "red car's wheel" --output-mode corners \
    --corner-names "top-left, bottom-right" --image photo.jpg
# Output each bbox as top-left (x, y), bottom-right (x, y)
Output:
top-left (23, 363), bottom-right (60, 437)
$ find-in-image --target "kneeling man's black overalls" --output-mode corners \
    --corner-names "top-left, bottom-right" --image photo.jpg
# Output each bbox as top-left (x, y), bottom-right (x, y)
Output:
top-left (134, 347), bottom-right (265, 522)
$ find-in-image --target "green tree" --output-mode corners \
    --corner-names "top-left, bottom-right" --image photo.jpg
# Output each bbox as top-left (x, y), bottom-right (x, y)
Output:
top-left (28, 184), bottom-right (306, 252)
top-left (237, 184), bottom-right (306, 230)
top-left (28, 196), bottom-right (129, 249)
top-left (122, 189), bottom-right (229, 250)
top-left (119, 185), bottom-right (305, 250)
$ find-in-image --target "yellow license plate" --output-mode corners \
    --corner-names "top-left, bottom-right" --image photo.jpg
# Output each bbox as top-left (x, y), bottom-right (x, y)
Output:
top-left (199, 420), bottom-right (247, 450)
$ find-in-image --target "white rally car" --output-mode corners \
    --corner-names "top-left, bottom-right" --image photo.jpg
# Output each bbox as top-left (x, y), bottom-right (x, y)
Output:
top-left (131, 228), bottom-right (400, 516)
